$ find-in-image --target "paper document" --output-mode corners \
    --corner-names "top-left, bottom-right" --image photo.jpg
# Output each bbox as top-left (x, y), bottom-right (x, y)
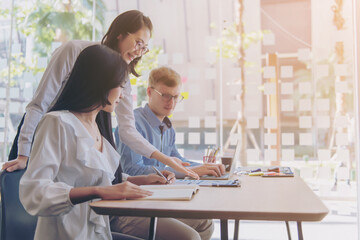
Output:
top-left (139, 184), bottom-right (199, 201)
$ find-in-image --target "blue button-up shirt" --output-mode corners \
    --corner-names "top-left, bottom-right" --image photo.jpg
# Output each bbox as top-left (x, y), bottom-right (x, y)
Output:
top-left (117, 104), bottom-right (199, 177)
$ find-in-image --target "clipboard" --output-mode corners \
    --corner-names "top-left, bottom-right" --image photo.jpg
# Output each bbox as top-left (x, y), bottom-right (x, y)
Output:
top-left (176, 179), bottom-right (241, 187)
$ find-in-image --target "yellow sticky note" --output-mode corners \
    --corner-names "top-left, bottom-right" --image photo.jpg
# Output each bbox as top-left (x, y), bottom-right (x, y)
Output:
top-left (130, 78), bottom-right (137, 85)
top-left (182, 92), bottom-right (189, 99)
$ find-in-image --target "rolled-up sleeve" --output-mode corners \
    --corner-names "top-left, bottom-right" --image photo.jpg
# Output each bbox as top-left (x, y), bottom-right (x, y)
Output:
top-left (20, 116), bottom-right (74, 217)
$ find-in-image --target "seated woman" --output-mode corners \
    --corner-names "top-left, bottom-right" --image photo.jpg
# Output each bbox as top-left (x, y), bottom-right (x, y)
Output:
top-left (19, 45), bottom-right (174, 240)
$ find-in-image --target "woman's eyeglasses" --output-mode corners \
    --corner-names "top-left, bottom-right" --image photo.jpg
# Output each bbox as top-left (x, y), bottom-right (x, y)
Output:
top-left (127, 32), bottom-right (149, 55)
top-left (151, 87), bottom-right (184, 103)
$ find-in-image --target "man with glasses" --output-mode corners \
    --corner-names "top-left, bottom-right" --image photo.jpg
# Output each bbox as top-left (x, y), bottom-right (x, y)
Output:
top-left (117, 66), bottom-right (225, 179)
top-left (113, 66), bottom-right (220, 239)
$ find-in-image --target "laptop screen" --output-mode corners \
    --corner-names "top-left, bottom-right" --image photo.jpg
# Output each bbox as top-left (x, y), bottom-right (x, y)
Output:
top-left (229, 140), bottom-right (241, 174)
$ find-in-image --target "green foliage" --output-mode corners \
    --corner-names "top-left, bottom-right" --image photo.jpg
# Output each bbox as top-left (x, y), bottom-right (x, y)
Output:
top-left (0, 54), bottom-right (26, 86)
top-left (1, 0), bottom-right (162, 108)
top-left (0, 53), bottom-right (44, 86)
top-left (210, 23), bottom-right (270, 61)
top-left (210, 23), bottom-right (239, 61)
top-left (0, 0), bottom-right (105, 87)
top-left (132, 46), bottom-right (163, 106)
top-left (19, 0), bottom-right (105, 56)
top-left (134, 46), bottom-right (163, 86)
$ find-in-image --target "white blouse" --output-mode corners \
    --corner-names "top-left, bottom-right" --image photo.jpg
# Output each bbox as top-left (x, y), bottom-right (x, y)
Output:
top-left (20, 111), bottom-right (120, 240)
top-left (18, 40), bottom-right (156, 159)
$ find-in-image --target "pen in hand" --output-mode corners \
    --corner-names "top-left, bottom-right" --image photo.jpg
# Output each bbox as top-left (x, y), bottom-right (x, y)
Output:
top-left (151, 166), bottom-right (170, 184)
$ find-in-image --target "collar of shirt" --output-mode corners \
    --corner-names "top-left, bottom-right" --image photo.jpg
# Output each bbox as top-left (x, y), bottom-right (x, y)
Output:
top-left (58, 110), bottom-right (120, 179)
top-left (143, 104), bottom-right (172, 133)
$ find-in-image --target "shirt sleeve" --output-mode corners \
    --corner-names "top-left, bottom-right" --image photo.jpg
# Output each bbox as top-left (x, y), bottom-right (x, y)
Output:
top-left (119, 124), bottom-right (158, 176)
top-left (166, 129), bottom-right (200, 178)
top-left (121, 173), bottom-right (129, 182)
top-left (18, 41), bottom-right (85, 157)
top-left (115, 80), bottom-right (157, 159)
top-left (20, 115), bottom-right (74, 217)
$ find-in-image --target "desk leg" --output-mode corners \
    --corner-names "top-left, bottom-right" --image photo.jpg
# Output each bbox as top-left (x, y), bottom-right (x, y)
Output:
top-left (148, 217), bottom-right (158, 240)
top-left (297, 221), bottom-right (303, 240)
top-left (220, 220), bottom-right (228, 240)
top-left (233, 220), bottom-right (239, 240)
top-left (285, 221), bottom-right (291, 240)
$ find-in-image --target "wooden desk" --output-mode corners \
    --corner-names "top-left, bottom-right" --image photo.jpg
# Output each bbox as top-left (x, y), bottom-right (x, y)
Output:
top-left (90, 176), bottom-right (328, 240)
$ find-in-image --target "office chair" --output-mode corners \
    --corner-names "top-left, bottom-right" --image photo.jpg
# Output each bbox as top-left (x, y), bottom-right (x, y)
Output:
top-left (0, 169), bottom-right (144, 240)
top-left (0, 169), bottom-right (37, 240)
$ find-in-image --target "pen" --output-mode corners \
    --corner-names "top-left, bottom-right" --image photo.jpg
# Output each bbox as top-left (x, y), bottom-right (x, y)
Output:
top-left (209, 148), bottom-right (214, 157)
top-left (206, 146), bottom-right (210, 157)
top-left (214, 147), bottom-right (220, 156)
top-left (151, 166), bottom-right (170, 184)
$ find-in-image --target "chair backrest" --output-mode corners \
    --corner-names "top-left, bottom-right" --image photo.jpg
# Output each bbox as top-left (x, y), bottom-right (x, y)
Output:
top-left (0, 169), bottom-right (37, 240)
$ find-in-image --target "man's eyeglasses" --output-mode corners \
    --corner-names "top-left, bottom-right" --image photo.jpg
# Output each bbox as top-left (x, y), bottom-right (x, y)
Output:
top-left (151, 87), bottom-right (184, 103)
top-left (127, 32), bottom-right (149, 55)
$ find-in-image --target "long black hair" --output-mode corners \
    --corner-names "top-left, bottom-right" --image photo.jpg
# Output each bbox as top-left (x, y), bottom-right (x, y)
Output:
top-left (50, 45), bottom-right (128, 149)
top-left (101, 10), bottom-right (153, 77)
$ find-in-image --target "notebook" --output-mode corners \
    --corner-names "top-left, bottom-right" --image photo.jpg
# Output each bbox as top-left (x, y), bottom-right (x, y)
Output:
top-left (139, 184), bottom-right (199, 201)
top-left (199, 140), bottom-right (241, 180)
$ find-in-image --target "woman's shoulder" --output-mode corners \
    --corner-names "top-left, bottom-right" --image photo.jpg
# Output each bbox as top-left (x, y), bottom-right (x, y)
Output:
top-left (53, 40), bottom-right (99, 61)
top-left (34, 111), bottom-right (72, 136)
top-left (60, 40), bottom-right (98, 50)
top-left (42, 111), bottom-right (73, 127)
top-left (40, 111), bottom-right (85, 137)
top-left (44, 110), bottom-right (69, 118)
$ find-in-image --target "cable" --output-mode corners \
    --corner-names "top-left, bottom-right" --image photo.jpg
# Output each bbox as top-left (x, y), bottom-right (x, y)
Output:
top-left (261, 8), bottom-right (311, 48)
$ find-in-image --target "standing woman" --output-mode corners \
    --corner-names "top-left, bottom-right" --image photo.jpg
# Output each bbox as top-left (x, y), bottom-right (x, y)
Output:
top-left (4, 10), bottom-right (197, 179)
top-left (20, 45), bottom-right (153, 240)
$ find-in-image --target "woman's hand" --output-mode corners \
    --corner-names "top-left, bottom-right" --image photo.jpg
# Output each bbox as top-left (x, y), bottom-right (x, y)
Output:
top-left (97, 181), bottom-right (152, 200)
top-left (150, 151), bottom-right (199, 179)
top-left (70, 181), bottom-right (153, 205)
top-left (2, 155), bottom-right (28, 172)
top-left (166, 156), bottom-right (199, 179)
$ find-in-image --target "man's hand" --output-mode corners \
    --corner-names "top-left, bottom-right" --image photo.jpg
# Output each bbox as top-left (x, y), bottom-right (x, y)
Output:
top-left (2, 155), bottom-right (28, 172)
top-left (160, 170), bottom-right (176, 183)
top-left (189, 163), bottom-right (226, 177)
top-left (143, 170), bottom-right (176, 185)
top-left (127, 170), bottom-right (176, 185)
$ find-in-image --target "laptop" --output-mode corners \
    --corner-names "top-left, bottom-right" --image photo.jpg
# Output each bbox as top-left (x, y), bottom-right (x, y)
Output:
top-left (198, 140), bottom-right (241, 180)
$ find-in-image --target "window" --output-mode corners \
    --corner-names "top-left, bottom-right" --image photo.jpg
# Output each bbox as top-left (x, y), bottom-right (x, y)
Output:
top-left (2, 0), bottom-right (359, 238)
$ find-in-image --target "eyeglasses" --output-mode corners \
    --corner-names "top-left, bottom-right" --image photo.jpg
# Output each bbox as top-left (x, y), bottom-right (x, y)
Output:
top-left (127, 32), bottom-right (149, 55)
top-left (151, 87), bottom-right (184, 103)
